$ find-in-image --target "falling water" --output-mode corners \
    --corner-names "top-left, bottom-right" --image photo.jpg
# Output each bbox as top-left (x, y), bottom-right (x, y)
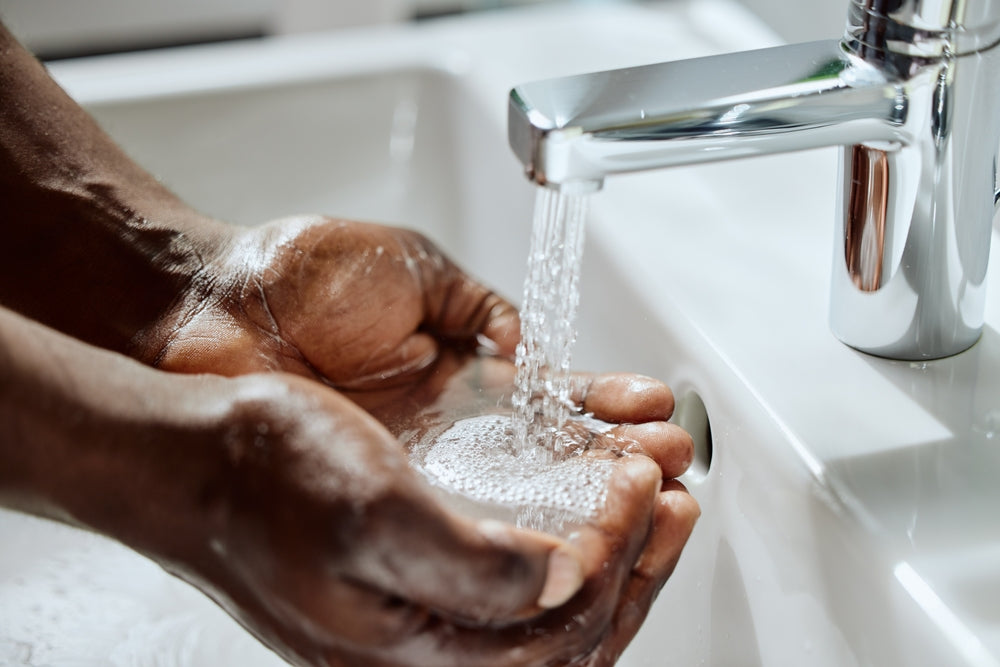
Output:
top-left (402, 187), bottom-right (611, 534)
top-left (511, 188), bottom-right (589, 456)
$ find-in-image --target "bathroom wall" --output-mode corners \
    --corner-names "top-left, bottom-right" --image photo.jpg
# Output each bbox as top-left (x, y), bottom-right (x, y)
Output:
top-left (734, 0), bottom-right (844, 41)
top-left (0, 0), bottom-right (273, 57)
top-left (0, 0), bottom-right (545, 57)
top-left (0, 0), bottom-right (839, 58)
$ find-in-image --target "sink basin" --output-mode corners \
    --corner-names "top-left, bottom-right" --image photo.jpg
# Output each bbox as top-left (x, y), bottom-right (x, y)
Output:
top-left (3, 1), bottom-right (998, 665)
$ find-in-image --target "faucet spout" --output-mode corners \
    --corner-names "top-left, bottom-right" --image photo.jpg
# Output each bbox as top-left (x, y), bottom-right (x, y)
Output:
top-left (508, 41), bottom-right (902, 189)
top-left (508, 6), bottom-right (1000, 360)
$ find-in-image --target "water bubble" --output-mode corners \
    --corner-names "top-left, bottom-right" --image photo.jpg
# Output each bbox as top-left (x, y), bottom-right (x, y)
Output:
top-left (412, 414), bottom-right (614, 534)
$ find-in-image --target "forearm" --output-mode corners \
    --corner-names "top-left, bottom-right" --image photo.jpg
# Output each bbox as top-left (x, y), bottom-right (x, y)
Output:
top-left (0, 22), bottom-right (232, 354)
top-left (0, 305), bottom-right (231, 562)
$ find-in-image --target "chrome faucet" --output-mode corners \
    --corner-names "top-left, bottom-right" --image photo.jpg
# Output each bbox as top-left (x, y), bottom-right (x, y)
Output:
top-left (508, 0), bottom-right (1000, 360)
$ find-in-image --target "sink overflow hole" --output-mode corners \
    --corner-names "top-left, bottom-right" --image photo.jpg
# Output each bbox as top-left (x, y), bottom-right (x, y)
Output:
top-left (673, 390), bottom-right (713, 479)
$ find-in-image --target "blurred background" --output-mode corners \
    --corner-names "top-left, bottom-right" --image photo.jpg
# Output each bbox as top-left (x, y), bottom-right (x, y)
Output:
top-left (0, 0), bottom-right (843, 60)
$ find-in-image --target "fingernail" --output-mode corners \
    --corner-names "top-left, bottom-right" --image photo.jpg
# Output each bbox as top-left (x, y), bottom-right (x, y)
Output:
top-left (538, 545), bottom-right (583, 608)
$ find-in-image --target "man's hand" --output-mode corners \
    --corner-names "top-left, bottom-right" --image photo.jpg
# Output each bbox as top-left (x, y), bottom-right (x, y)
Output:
top-left (0, 305), bottom-right (698, 667)
top-left (202, 363), bottom-right (698, 667)
top-left (137, 216), bottom-right (520, 386)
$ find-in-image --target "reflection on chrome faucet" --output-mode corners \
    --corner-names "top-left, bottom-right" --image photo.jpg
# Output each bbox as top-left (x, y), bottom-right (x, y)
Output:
top-left (846, 145), bottom-right (889, 293)
top-left (508, 0), bottom-right (1000, 361)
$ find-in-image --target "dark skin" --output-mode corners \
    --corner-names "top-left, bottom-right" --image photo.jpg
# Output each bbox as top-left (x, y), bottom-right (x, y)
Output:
top-left (0, 22), bottom-right (699, 666)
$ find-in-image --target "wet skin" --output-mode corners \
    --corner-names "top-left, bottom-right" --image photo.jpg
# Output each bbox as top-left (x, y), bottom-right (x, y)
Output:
top-left (136, 217), bottom-right (701, 666)
top-left (0, 20), bottom-right (700, 667)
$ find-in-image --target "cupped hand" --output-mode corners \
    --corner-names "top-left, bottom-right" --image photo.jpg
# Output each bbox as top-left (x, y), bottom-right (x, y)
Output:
top-left (203, 357), bottom-right (698, 667)
top-left (139, 216), bottom-right (520, 386)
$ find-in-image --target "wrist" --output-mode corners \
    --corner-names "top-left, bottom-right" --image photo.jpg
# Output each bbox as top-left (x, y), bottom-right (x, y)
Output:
top-left (0, 306), bottom-right (236, 565)
top-left (3, 174), bottom-right (236, 354)
top-left (0, 21), bottom-right (236, 354)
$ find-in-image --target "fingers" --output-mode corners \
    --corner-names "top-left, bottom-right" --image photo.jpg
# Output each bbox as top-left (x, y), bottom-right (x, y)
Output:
top-left (366, 455), bottom-right (666, 667)
top-left (431, 275), bottom-right (521, 357)
top-left (571, 373), bottom-right (693, 480)
top-left (366, 453), bottom-right (660, 627)
top-left (537, 540), bottom-right (586, 608)
top-left (298, 476), bottom-right (696, 667)
top-left (563, 454), bottom-right (661, 610)
top-left (401, 230), bottom-right (521, 356)
top-left (573, 373), bottom-right (675, 423)
top-left (596, 480), bottom-right (701, 664)
top-left (605, 421), bottom-right (694, 480)
top-left (476, 298), bottom-right (521, 356)
top-left (583, 454), bottom-right (662, 571)
top-left (632, 481), bottom-right (701, 583)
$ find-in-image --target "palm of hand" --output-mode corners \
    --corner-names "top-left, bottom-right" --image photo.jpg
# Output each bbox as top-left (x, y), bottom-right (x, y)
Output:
top-left (198, 349), bottom-right (695, 667)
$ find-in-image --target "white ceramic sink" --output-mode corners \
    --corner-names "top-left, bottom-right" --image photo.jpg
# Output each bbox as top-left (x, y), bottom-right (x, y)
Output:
top-left (3, 1), bottom-right (999, 665)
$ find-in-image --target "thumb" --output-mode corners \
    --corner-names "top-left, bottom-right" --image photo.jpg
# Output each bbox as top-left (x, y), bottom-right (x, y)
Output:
top-left (431, 274), bottom-right (521, 356)
top-left (411, 238), bottom-right (521, 356)
top-left (357, 491), bottom-right (584, 622)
